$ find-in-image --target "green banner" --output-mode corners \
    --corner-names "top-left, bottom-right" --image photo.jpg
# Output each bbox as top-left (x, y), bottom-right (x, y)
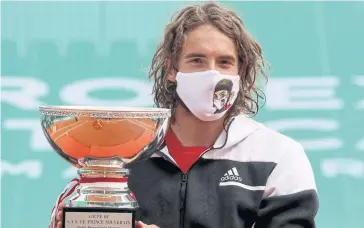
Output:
top-left (1, 1), bottom-right (363, 228)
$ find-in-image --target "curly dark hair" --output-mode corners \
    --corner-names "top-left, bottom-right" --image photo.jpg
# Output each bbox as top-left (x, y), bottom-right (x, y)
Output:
top-left (149, 1), bottom-right (268, 123)
top-left (215, 79), bottom-right (234, 93)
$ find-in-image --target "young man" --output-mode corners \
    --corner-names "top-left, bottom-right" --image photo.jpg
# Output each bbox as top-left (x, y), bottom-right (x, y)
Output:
top-left (50, 2), bottom-right (319, 228)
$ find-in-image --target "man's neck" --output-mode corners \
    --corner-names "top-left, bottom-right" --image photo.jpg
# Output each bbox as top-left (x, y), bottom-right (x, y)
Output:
top-left (170, 105), bottom-right (225, 147)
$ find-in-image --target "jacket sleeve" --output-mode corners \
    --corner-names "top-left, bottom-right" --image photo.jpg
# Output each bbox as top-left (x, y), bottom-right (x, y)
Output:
top-left (49, 178), bottom-right (80, 228)
top-left (254, 143), bottom-right (319, 228)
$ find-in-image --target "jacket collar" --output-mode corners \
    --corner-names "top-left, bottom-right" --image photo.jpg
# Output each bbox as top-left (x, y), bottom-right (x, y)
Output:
top-left (157, 114), bottom-right (260, 159)
top-left (213, 114), bottom-right (260, 149)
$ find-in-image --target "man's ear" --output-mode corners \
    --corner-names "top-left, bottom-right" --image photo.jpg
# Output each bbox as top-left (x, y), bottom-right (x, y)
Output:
top-left (164, 59), bottom-right (177, 82)
top-left (167, 69), bottom-right (177, 82)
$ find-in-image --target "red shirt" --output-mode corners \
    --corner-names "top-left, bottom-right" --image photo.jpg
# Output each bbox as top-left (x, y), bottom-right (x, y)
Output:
top-left (164, 128), bottom-right (209, 173)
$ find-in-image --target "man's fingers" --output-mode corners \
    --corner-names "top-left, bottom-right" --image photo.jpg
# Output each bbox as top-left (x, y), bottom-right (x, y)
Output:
top-left (135, 221), bottom-right (143, 228)
top-left (136, 221), bottom-right (159, 228)
top-left (57, 221), bottom-right (62, 228)
top-left (58, 202), bottom-right (65, 211)
top-left (136, 221), bottom-right (146, 228)
top-left (56, 211), bottom-right (63, 222)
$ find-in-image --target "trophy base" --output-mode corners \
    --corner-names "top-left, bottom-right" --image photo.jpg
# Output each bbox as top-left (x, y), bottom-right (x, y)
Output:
top-left (63, 207), bottom-right (136, 228)
top-left (60, 166), bottom-right (138, 228)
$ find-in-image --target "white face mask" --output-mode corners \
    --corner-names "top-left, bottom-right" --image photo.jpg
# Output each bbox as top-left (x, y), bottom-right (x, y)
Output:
top-left (175, 70), bottom-right (240, 121)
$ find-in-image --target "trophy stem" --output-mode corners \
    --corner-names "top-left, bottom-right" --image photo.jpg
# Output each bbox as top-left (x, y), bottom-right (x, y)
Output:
top-left (78, 166), bottom-right (130, 179)
top-left (63, 166), bottom-right (138, 209)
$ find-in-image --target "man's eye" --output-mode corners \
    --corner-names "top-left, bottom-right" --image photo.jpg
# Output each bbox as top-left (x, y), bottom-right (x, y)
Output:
top-left (190, 58), bottom-right (203, 63)
top-left (220, 60), bottom-right (232, 65)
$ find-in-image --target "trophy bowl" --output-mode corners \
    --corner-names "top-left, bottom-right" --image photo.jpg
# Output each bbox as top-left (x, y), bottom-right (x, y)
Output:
top-left (39, 105), bottom-right (170, 228)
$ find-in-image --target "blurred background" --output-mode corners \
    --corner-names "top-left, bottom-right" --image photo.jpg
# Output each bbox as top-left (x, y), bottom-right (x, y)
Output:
top-left (1, 1), bottom-right (364, 227)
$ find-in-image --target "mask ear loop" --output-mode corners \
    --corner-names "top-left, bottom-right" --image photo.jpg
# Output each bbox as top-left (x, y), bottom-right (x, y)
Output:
top-left (170, 64), bottom-right (193, 117)
top-left (170, 63), bottom-right (179, 104)
top-left (163, 63), bottom-right (179, 122)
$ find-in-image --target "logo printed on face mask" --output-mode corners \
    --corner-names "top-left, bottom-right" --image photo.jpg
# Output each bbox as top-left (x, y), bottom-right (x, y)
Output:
top-left (213, 79), bottom-right (235, 114)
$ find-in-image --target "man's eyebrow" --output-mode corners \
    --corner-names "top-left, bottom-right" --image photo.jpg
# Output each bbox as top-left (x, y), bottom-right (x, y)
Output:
top-left (184, 53), bottom-right (236, 62)
top-left (184, 53), bottom-right (206, 58)
top-left (218, 55), bottom-right (236, 61)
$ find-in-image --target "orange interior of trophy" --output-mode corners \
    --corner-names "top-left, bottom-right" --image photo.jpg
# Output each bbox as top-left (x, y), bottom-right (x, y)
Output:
top-left (86, 195), bottom-right (121, 203)
top-left (47, 117), bottom-right (157, 159)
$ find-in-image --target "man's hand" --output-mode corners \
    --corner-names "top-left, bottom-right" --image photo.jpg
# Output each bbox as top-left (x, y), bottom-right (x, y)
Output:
top-left (52, 203), bottom-right (159, 228)
top-left (136, 221), bottom-right (159, 228)
top-left (54, 202), bottom-right (65, 228)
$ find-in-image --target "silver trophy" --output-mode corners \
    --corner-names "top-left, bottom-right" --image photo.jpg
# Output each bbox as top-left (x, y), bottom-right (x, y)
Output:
top-left (39, 106), bottom-right (171, 228)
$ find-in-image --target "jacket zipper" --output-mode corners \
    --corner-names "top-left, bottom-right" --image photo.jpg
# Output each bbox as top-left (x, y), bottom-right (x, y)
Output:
top-left (179, 172), bottom-right (188, 228)
top-left (170, 119), bottom-right (235, 227)
top-left (179, 143), bottom-right (220, 228)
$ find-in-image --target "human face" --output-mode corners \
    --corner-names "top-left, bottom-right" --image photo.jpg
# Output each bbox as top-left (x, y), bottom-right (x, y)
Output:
top-left (168, 24), bottom-right (239, 81)
top-left (213, 90), bottom-right (229, 110)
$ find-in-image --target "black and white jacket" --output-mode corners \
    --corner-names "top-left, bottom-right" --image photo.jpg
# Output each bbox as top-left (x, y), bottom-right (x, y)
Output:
top-left (50, 115), bottom-right (319, 228)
